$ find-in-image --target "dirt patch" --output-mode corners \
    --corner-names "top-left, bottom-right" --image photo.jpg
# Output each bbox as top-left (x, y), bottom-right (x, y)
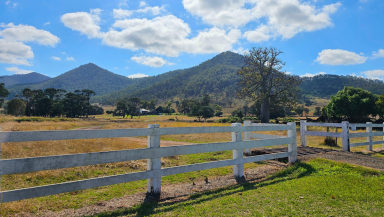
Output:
top-left (23, 161), bottom-right (287, 217)
top-left (299, 150), bottom-right (384, 171)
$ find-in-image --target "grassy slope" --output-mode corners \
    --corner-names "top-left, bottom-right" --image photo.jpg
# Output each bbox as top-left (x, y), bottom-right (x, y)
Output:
top-left (97, 159), bottom-right (384, 217)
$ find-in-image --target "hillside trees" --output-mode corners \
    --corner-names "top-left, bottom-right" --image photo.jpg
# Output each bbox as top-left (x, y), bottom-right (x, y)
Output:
top-left (0, 83), bottom-right (9, 108)
top-left (237, 47), bottom-right (301, 123)
top-left (7, 98), bottom-right (26, 116)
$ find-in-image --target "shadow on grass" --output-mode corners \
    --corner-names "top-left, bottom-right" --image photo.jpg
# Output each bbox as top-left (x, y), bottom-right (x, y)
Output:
top-left (92, 161), bottom-right (316, 217)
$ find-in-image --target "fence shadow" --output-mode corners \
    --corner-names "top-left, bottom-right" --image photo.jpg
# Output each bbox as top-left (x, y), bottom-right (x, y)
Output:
top-left (93, 161), bottom-right (316, 217)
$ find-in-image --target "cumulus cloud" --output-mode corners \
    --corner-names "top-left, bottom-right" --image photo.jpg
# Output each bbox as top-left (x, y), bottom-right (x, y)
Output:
top-left (0, 23), bottom-right (60, 46)
top-left (51, 56), bottom-right (60, 61)
top-left (101, 15), bottom-right (240, 56)
top-left (6, 66), bottom-right (33, 74)
top-left (131, 56), bottom-right (168, 67)
top-left (136, 6), bottom-right (165, 15)
top-left (139, 1), bottom-right (147, 7)
top-left (244, 24), bottom-right (273, 43)
top-left (67, 57), bottom-right (74, 61)
top-left (127, 73), bottom-right (150, 78)
top-left (315, 49), bottom-right (367, 65)
top-left (0, 39), bottom-right (34, 65)
top-left (60, 8), bottom-right (104, 38)
top-left (300, 72), bottom-right (326, 77)
top-left (113, 9), bottom-right (133, 19)
top-left (361, 70), bottom-right (384, 80)
top-left (183, 0), bottom-right (341, 41)
top-left (372, 49), bottom-right (384, 59)
top-left (44, 22), bottom-right (50, 26)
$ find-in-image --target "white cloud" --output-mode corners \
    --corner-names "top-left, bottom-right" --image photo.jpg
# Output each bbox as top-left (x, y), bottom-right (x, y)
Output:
top-left (101, 15), bottom-right (240, 57)
top-left (118, 0), bottom-right (128, 7)
top-left (5, 1), bottom-right (10, 5)
top-left (61, 51), bottom-right (66, 54)
top-left (0, 23), bottom-right (60, 46)
top-left (114, 67), bottom-right (118, 69)
top-left (51, 56), bottom-right (60, 61)
top-left (113, 9), bottom-right (133, 19)
top-left (128, 73), bottom-right (150, 78)
top-left (136, 6), bottom-right (165, 15)
top-left (67, 57), bottom-right (74, 61)
top-left (372, 49), bottom-right (384, 59)
top-left (183, 0), bottom-right (341, 40)
top-left (131, 56), bottom-right (168, 67)
top-left (361, 70), bottom-right (384, 80)
top-left (5, 66), bottom-right (33, 74)
top-left (244, 24), bottom-right (274, 43)
top-left (232, 47), bottom-right (247, 55)
top-left (315, 49), bottom-right (367, 65)
top-left (125, 66), bottom-right (129, 69)
top-left (43, 22), bottom-right (50, 26)
top-left (300, 72), bottom-right (326, 77)
top-left (0, 39), bottom-right (33, 65)
top-left (60, 9), bottom-right (104, 38)
top-left (139, 1), bottom-right (147, 7)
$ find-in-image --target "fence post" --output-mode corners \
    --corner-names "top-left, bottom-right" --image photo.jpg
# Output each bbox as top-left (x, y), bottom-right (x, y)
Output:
top-left (232, 123), bottom-right (244, 179)
top-left (288, 122), bottom-right (297, 163)
top-left (243, 120), bottom-right (251, 156)
top-left (147, 124), bottom-right (161, 194)
top-left (341, 121), bottom-right (350, 152)
top-left (300, 120), bottom-right (307, 147)
top-left (366, 122), bottom-right (373, 151)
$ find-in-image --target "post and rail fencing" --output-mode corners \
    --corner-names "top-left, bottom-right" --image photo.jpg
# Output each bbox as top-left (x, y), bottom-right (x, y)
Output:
top-left (0, 121), bottom-right (297, 203)
top-left (300, 120), bottom-right (384, 151)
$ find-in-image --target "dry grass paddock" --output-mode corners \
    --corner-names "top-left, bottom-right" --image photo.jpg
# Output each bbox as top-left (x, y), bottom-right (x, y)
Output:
top-left (0, 114), bottom-right (382, 216)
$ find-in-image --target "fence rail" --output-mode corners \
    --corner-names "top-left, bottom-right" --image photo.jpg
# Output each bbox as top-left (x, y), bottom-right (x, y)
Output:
top-left (0, 121), bottom-right (297, 203)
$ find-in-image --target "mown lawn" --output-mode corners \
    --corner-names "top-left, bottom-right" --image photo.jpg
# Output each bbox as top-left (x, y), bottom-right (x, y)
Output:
top-left (96, 159), bottom-right (384, 217)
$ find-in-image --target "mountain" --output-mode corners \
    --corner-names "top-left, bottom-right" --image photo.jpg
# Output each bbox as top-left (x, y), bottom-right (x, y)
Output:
top-left (1, 72), bottom-right (51, 87)
top-left (300, 74), bottom-right (384, 98)
top-left (91, 51), bottom-right (245, 104)
top-left (6, 63), bottom-right (142, 98)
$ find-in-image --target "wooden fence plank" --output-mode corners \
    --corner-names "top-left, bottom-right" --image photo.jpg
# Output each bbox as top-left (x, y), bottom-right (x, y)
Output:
top-left (250, 133), bottom-right (286, 139)
top-left (349, 131), bottom-right (384, 138)
top-left (349, 140), bottom-right (384, 147)
top-left (303, 131), bottom-right (343, 137)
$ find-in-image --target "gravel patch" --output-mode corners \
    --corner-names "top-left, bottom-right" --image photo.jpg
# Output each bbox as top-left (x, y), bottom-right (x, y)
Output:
top-left (299, 150), bottom-right (384, 171)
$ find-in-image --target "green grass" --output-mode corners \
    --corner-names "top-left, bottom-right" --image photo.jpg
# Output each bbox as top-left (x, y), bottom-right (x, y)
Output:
top-left (94, 159), bottom-right (384, 217)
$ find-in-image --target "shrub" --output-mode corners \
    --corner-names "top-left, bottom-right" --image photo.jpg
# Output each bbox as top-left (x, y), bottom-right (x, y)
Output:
top-left (324, 137), bottom-right (337, 146)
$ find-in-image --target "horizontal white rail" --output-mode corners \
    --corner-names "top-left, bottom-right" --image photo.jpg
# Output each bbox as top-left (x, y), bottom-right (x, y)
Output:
top-left (0, 137), bottom-right (293, 175)
top-left (250, 133), bottom-right (286, 139)
top-left (304, 123), bottom-right (343, 127)
top-left (350, 140), bottom-right (384, 148)
top-left (349, 124), bottom-right (384, 128)
top-left (0, 126), bottom-right (290, 143)
top-left (348, 131), bottom-right (384, 138)
top-left (1, 151), bottom-right (291, 203)
top-left (303, 131), bottom-right (343, 138)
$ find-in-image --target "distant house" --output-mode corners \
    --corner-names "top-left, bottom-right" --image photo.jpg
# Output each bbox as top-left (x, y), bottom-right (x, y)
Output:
top-left (140, 108), bottom-right (151, 115)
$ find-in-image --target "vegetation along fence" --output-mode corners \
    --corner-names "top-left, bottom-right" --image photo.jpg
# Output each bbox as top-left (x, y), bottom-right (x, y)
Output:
top-left (300, 120), bottom-right (384, 151)
top-left (0, 121), bottom-right (297, 203)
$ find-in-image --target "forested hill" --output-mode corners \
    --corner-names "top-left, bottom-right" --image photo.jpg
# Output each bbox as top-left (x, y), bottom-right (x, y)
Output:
top-left (300, 74), bottom-right (384, 98)
top-left (92, 51), bottom-right (245, 104)
top-left (6, 63), bottom-right (142, 98)
top-left (1, 72), bottom-right (51, 87)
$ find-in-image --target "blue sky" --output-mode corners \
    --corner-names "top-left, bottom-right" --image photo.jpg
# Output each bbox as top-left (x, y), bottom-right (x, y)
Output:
top-left (1, 0), bottom-right (383, 80)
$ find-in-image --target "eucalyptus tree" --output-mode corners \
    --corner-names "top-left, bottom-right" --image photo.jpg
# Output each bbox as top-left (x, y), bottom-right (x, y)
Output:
top-left (237, 47), bottom-right (301, 123)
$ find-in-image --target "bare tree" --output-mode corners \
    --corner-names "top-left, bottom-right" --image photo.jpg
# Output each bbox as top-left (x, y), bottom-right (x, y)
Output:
top-left (237, 47), bottom-right (301, 123)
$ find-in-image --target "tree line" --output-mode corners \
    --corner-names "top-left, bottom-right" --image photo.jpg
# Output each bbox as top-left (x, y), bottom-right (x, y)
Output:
top-left (5, 88), bottom-right (103, 118)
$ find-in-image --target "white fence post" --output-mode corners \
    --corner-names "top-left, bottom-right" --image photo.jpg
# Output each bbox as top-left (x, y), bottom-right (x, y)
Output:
top-left (300, 120), bottom-right (307, 147)
top-left (366, 122), bottom-right (373, 151)
top-left (232, 123), bottom-right (244, 179)
top-left (342, 121), bottom-right (350, 152)
top-left (147, 124), bottom-right (161, 194)
top-left (288, 122), bottom-right (297, 163)
top-left (243, 120), bottom-right (251, 155)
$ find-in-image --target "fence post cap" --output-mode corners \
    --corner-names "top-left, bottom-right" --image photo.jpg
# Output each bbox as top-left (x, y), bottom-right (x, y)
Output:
top-left (231, 123), bottom-right (241, 126)
top-left (243, 120), bottom-right (251, 125)
top-left (300, 120), bottom-right (306, 123)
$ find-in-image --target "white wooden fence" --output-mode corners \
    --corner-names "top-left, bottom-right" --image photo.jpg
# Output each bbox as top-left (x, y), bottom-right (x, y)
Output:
top-left (0, 121), bottom-right (297, 203)
top-left (300, 120), bottom-right (384, 151)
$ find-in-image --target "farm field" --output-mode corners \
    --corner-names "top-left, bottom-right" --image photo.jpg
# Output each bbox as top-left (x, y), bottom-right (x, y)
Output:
top-left (0, 114), bottom-right (383, 216)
